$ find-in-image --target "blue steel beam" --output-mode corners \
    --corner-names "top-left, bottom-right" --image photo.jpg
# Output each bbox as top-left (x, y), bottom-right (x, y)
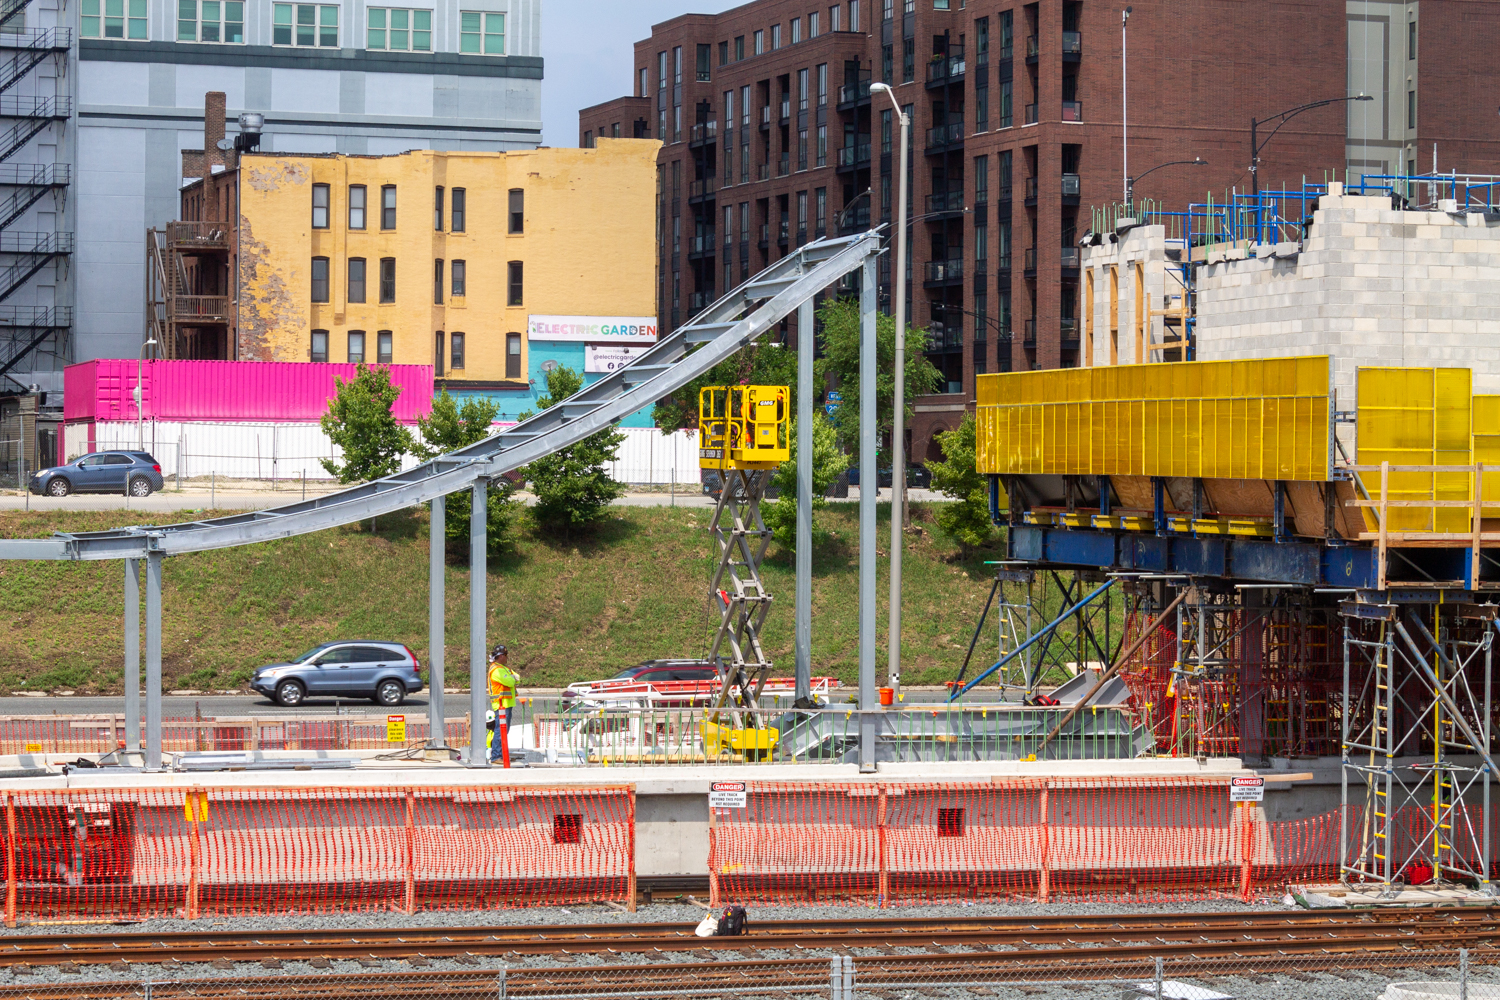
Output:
top-left (949, 578), bottom-right (1115, 701)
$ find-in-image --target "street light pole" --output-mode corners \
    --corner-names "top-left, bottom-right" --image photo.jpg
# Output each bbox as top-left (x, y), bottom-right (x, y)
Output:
top-left (1125, 157), bottom-right (1208, 206)
top-left (136, 336), bottom-right (157, 450)
top-left (1121, 7), bottom-right (1131, 206)
top-left (870, 81), bottom-right (909, 694)
top-left (1249, 94), bottom-right (1372, 241)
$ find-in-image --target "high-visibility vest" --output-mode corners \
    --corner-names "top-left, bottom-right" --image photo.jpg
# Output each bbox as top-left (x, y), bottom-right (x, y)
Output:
top-left (489, 662), bottom-right (517, 709)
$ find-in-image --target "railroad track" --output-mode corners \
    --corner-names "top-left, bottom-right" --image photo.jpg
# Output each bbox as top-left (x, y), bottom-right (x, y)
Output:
top-left (0, 906), bottom-right (1496, 969)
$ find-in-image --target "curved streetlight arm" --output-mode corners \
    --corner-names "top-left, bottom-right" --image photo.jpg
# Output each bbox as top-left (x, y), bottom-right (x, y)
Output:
top-left (1126, 158), bottom-right (1207, 204)
top-left (1251, 95), bottom-right (1373, 184)
top-left (834, 187), bottom-right (873, 231)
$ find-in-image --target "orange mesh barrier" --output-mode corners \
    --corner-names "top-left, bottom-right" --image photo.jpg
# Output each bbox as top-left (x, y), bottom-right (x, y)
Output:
top-left (0, 785), bottom-right (634, 923)
top-left (710, 778), bottom-right (1344, 906)
top-left (0, 717), bottom-right (473, 755)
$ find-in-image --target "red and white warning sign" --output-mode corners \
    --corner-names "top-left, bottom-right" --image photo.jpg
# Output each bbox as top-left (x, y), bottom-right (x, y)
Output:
top-left (1229, 775), bottom-right (1265, 802)
top-left (709, 780), bottom-right (747, 809)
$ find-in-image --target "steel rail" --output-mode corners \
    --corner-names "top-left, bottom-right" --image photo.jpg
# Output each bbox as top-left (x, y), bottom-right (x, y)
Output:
top-left (1, 907), bottom-right (1497, 967)
top-left (0, 232), bottom-right (882, 562)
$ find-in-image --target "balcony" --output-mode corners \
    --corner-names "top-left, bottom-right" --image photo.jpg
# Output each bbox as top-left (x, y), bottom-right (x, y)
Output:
top-left (760, 106), bottom-right (771, 129)
top-left (689, 176), bottom-right (717, 203)
top-left (1062, 100), bottom-right (1082, 122)
top-left (836, 139), bottom-right (871, 172)
top-left (779, 99), bottom-right (791, 124)
top-left (924, 258), bottom-right (963, 287)
top-left (759, 224), bottom-right (770, 249)
top-left (688, 233), bottom-right (716, 258)
top-left (1062, 172), bottom-right (1080, 204)
top-left (170, 295), bottom-right (232, 323)
top-left (837, 76), bottom-right (872, 109)
top-left (995, 250), bottom-right (1011, 272)
top-left (1024, 176), bottom-right (1038, 206)
top-left (689, 121), bottom-right (718, 146)
top-left (1024, 103), bottom-right (1038, 125)
top-left (1060, 246), bottom-right (1080, 274)
top-left (758, 163), bottom-right (771, 181)
top-left (1062, 31), bottom-right (1082, 60)
top-left (925, 189), bottom-right (965, 219)
top-left (166, 221), bottom-right (231, 250)
top-left (1060, 316), bottom-right (1079, 340)
top-left (1025, 34), bottom-right (1039, 64)
top-left (777, 153), bottom-right (791, 177)
top-left (795, 225), bottom-right (808, 246)
top-left (924, 120), bottom-right (964, 155)
top-left (777, 222), bottom-right (790, 246)
top-left (1023, 247), bottom-right (1037, 276)
top-left (926, 45), bottom-right (966, 87)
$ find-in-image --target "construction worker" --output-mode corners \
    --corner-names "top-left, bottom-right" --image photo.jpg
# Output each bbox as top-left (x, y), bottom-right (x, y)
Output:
top-left (487, 644), bottom-right (518, 763)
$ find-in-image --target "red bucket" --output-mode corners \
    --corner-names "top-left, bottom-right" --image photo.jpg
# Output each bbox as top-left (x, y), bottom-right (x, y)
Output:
top-left (878, 687), bottom-right (894, 706)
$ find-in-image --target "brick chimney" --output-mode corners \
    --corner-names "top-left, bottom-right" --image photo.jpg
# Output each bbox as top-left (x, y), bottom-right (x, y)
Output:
top-left (202, 91), bottom-right (226, 220)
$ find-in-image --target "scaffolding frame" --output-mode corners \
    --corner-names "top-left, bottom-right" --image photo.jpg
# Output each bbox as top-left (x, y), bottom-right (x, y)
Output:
top-left (706, 467), bottom-right (775, 727)
top-left (1340, 604), bottom-right (1495, 894)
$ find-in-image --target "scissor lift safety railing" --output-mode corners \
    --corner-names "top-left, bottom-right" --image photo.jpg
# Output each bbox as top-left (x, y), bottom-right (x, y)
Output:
top-left (0, 231), bottom-right (885, 771)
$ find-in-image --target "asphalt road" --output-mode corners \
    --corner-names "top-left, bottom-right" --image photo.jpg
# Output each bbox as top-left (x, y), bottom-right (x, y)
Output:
top-left (0, 487), bottom-right (937, 513)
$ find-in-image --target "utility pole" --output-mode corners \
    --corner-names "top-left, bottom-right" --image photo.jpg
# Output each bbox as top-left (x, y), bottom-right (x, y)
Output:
top-left (1121, 7), bottom-right (1131, 206)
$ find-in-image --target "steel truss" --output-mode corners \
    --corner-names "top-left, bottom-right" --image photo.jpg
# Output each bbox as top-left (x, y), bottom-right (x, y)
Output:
top-left (1340, 605), bottom-right (1495, 893)
top-left (707, 468), bottom-right (774, 725)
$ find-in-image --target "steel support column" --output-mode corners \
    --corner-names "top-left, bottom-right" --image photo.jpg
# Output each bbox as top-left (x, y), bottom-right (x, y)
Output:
top-left (858, 256), bottom-right (878, 771)
top-left (468, 479), bottom-right (488, 768)
top-left (795, 297), bottom-right (813, 705)
top-left (123, 557), bottom-right (140, 753)
top-left (144, 551), bottom-right (162, 771)
top-left (429, 495), bottom-right (446, 747)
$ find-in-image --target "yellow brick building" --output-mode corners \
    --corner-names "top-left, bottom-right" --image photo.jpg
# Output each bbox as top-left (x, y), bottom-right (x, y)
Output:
top-left (233, 138), bottom-right (659, 400)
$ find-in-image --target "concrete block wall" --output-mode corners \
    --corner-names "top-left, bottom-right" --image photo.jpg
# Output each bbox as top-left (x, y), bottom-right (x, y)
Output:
top-left (1078, 224), bottom-right (1169, 368)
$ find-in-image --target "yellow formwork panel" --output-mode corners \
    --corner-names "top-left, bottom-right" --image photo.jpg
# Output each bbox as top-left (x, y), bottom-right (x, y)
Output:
top-left (1356, 367), bottom-right (1472, 532)
top-left (1474, 395), bottom-right (1500, 505)
top-left (975, 357), bottom-right (1331, 481)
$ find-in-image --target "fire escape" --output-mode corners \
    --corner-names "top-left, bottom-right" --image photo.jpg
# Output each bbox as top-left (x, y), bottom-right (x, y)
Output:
top-left (0, 23), bottom-right (73, 388)
top-left (146, 222), bottom-right (233, 360)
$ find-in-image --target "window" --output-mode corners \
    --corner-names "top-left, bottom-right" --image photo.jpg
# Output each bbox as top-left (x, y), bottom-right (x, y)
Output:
top-left (1408, 19), bottom-right (1416, 61)
top-left (310, 329), bottom-right (328, 363)
top-left (434, 186), bottom-right (443, 231)
top-left (753, 28), bottom-right (763, 54)
top-left (881, 108), bottom-right (892, 153)
top-left (451, 188), bottom-right (466, 232)
top-left (999, 10), bottom-right (1012, 58)
top-left (506, 332), bottom-right (522, 378)
top-left (377, 330), bottom-right (393, 364)
top-left (998, 80), bottom-right (1013, 128)
top-left (347, 258), bottom-right (366, 303)
top-left (975, 155), bottom-right (989, 203)
top-left (433, 259), bottom-right (444, 304)
top-left (311, 183), bottom-right (329, 228)
top-left (273, 3), bottom-right (337, 46)
top-left (831, 4), bottom-right (841, 31)
top-left (976, 223), bottom-right (987, 266)
top-left (882, 43), bottom-right (892, 82)
top-left (83, 0), bottom-right (147, 38)
top-left (639, 66), bottom-right (649, 96)
top-left (178, 0), bottom-right (244, 42)
top-left (381, 185), bottom-right (396, 229)
top-left (379, 258), bottom-right (395, 303)
top-left (791, 17), bottom-right (800, 43)
top-left (741, 85), bottom-right (751, 125)
top-left (817, 63), bottom-right (827, 105)
top-left (718, 39), bottom-right (728, 65)
top-left (809, 11), bottom-right (818, 37)
top-left (976, 16), bottom-right (988, 60)
top-left (508, 189), bottom-right (524, 233)
top-left (459, 10), bottom-right (504, 53)
top-left (347, 330), bottom-right (365, 364)
top-left (771, 23), bottom-right (781, 49)
top-left (450, 332), bottom-right (465, 370)
top-left (798, 128), bottom-right (807, 170)
top-left (434, 331), bottom-right (445, 376)
top-left (817, 124), bottom-right (827, 166)
top-left (507, 261), bottom-right (523, 306)
top-left (815, 187), bottom-right (826, 234)
top-left (798, 68), bottom-right (808, 111)
top-left (310, 257), bottom-right (329, 302)
top-left (902, 37), bottom-right (914, 82)
top-left (451, 259), bottom-right (466, 296)
top-left (367, 7), bottom-right (430, 50)
top-left (735, 35), bottom-right (744, 60)
top-left (849, 0), bottom-right (859, 30)
top-left (797, 191), bottom-right (807, 236)
top-left (1407, 90), bottom-right (1416, 130)
top-left (348, 185), bottom-right (366, 229)
top-left (934, 0), bottom-right (948, 8)
top-left (883, 0), bottom-right (892, 20)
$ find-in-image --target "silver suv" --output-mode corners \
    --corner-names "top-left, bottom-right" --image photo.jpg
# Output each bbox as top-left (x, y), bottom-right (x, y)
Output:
top-left (250, 641), bottom-right (424, 707)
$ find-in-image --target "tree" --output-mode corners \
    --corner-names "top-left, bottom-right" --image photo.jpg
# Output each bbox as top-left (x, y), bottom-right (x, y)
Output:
top-left (651, 334), bottom-right (797, 433)
top-left (814, 297), bottom-right (943, 462)
top-left (521, 366), bottom-right (627, 535)
top-left (412, 390), bottom-right (518, 556)
top-left (927, 413), bottom-right (997, 549)
top-left (761, 411), bottom-right (850, 550)
top-left (320, 363), bottom-right (413, 483)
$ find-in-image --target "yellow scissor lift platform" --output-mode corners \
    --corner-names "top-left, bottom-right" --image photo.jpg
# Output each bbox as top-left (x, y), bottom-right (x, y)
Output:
top-left (698, 386), bottom-right (788, 759)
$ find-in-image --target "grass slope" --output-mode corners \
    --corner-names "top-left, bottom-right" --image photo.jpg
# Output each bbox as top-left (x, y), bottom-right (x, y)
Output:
top-left (0, 503), bottom-right (1016, 693)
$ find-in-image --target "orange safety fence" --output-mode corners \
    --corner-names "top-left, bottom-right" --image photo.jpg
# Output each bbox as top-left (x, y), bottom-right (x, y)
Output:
top-left (0, 784), bottom-right (634, 923)
top-left (708, 778), bottom-right (1344, 906)
top-left (0, 717), bottom-right (474, 755)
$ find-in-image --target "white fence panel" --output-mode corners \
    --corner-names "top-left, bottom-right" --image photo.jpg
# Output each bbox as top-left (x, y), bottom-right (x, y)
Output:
top-left (605, 427), bottom-right (699, 485)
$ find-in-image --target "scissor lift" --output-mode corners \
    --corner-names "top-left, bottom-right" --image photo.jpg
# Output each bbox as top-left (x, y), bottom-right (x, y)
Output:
top-left (698, 385), bottom-right (789, 757)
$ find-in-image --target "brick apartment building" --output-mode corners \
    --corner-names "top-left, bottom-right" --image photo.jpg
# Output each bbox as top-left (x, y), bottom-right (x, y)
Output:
top-left (581, 0), bottom-right (1494, 464)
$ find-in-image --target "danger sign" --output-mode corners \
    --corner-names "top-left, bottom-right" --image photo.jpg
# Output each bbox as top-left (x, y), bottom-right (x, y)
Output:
top-left (386, 715), bottom-right (407, 743)
top-left (709, 780), bottom-right (747, 809)
top-left (1229, 775), bottom-right (1265, 802)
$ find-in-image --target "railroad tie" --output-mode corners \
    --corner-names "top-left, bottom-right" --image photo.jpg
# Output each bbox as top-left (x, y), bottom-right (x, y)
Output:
top-left (453, 954), bottom-right (481, 966)
top-left (356, 958), bottom-right (381, 968)
top-left (407, 956), bottom-right (430, 967)
top-left (108, 961), bottom-right (130, 973)
top-left (309, 957), bottom-right (332, 969)
top-left (10, 965), bottom-right (30, 976)
top-left (210, 958), bottom-right (234, 971)
top-left (260, 959), bottom-right (282, 970)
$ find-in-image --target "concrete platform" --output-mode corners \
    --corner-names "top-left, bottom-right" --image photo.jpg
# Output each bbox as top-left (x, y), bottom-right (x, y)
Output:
top-left (1296, 883), bottom-right (1500, 907)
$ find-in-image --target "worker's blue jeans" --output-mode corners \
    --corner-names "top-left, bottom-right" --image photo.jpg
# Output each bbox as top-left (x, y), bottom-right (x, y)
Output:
top-left (489, 707), bottom-right (512, 762)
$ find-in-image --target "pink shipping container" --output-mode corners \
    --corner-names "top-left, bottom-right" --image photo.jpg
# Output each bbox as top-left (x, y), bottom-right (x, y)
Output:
top-left (63, 360), bottom-right (434, 424)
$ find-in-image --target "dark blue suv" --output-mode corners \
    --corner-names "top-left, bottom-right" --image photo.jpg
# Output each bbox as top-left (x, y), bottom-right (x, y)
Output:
top-left (30, 451), bottom-right (164, 497)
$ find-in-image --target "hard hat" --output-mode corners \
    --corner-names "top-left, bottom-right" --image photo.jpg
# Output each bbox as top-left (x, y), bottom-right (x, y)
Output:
top-left (491, 644), bottom-right (508, 658)
top-left (485, 709), bottom-right (496, 724)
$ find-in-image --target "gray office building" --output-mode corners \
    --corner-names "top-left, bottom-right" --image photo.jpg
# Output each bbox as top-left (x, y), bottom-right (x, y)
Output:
top-left (0, 0), bottom-right (541, 397)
